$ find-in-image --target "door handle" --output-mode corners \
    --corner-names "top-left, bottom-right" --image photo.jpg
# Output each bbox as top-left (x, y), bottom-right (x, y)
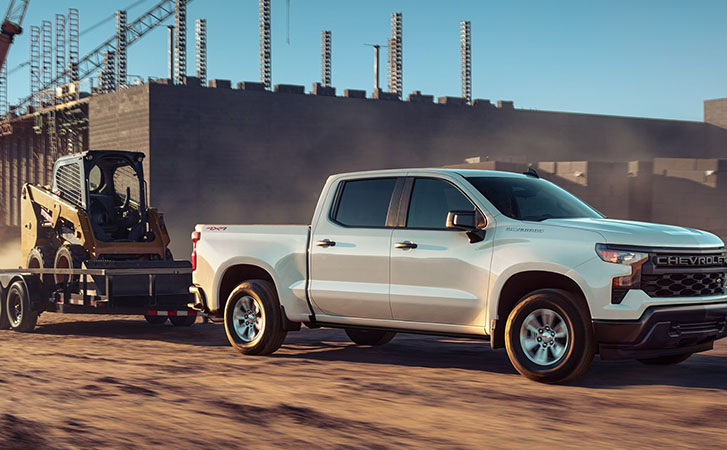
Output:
top-left (394, 241), bottom-right (418, 250)
top-left (316, 239), bottom-right (336, 247)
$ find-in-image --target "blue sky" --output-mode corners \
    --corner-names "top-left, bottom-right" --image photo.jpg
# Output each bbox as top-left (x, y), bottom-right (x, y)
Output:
top-left (6, 0), bottom-right (727, 121)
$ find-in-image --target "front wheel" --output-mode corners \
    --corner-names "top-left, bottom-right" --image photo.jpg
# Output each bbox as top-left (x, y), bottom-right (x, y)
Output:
top-left (638, 353), bottom-right (692, 365)
top-left (224, 280), bottom-right (287, 355)
top-left (505, 289), bottom-right (594, 383)
top-left (345, 328), bottom-right (396, 346)
top-left (5, 281), bottom-right (38, 333)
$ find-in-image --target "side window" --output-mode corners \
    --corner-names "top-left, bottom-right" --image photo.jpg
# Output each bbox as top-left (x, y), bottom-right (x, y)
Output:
top-left (407, 178), bottom-right (474, 229)
top-left (333, 178), bottom-right (397, 227)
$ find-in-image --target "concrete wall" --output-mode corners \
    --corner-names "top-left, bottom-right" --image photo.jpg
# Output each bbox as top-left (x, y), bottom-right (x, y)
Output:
top-left (87, 84), bottom-right (727, 255)
top-left (705, 98), bottom-right (727, 129)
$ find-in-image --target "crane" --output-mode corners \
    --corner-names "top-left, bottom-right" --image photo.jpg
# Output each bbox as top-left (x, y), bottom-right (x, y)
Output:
top-left (0, 0), bottom-right (30, 72)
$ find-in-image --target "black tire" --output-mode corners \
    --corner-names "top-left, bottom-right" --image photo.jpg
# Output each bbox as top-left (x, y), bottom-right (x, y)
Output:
top-left (53, 244), bottom-right (88, 286)
top-left (169, 315), bottom-right (196, 327)
top-left (345, 328), bottom-right (396, 346)
top-left (26, 246), bottom-right (55, 287)
top-left (164, 249), bottom-right (174, 261)
top-left (224, 279), bottom-right (287, 355)
top-left (144, 315), bottom-right (168, 325)
top-left (638, 353), bottom-right (692, 365)
top-left (0, 287), bottom-right (9, 330)
top-left (5, 281), bottom-right (38, 333)
top-left (504, 289), bottom-right (594, 384)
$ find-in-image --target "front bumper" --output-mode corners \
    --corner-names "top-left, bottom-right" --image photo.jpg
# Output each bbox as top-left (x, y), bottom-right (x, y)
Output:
top-left (593, 303), bottom-right (727, 360)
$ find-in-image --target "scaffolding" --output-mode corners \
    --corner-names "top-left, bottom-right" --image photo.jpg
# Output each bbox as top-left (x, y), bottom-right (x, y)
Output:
top-left (259, 0), bottom-right (271, 90)
top-left (174, 0), bottom-right (186, 84)
top-left (387, 12), bottom-right (402, 98)
top-left (321, 30), bottom-right (331, 87)
top-left (195, 18), bottom-right (206, 86)
top-left (460, 20), bottom-right (471, 104)
top-left (55, 13), bottom-right (66, 86)
top-left (116, 10), bottom-right (128, 88)
top-left (29, 25), bottom-right (40, 107)
top-left (67, 8), bottom-right (79, 82)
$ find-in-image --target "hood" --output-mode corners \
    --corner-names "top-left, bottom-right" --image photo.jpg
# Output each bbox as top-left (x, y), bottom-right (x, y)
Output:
top-left (541, 218), bottom-right (724, 249)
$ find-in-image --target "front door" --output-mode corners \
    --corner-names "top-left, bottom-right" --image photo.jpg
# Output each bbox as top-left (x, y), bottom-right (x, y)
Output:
top-left (309, 177), bottom-right (400, 319)
top-left (390, 177), bottom-right (493, 326)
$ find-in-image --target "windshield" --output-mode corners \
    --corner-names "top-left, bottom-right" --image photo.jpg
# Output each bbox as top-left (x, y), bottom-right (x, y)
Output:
top-left (465, 175), bottom-right (604, 221)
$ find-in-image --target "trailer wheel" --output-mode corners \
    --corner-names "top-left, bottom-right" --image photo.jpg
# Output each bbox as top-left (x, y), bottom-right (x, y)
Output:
top-left (5, 281), bottom-right (38, 333)
top-left (224, 280), bottom-right (287, 355)
top-left (144, 315), bottom-right (168, 325)
top-left (169, 315), bottom-right (196, 327)
top-left (0, 287), bottom-right (9, 330)
top-left (54, 245), bottom-right (88, 286)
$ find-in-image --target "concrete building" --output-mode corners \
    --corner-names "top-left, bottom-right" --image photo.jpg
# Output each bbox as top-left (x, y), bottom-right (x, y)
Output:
top-left (3, 82), bottom-right (727, 256)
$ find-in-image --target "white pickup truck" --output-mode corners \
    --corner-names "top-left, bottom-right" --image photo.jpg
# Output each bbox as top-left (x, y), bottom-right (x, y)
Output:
top-left (190, 168), bottom-right (727, 383)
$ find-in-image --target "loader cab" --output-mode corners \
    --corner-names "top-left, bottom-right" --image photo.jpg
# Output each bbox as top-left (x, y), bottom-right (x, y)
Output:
top-left (52, 150), bottom-right (148, 242)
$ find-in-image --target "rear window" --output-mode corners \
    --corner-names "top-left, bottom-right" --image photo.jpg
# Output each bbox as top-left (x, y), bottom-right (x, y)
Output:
top-left (333, 178), bottom-right (397, 227)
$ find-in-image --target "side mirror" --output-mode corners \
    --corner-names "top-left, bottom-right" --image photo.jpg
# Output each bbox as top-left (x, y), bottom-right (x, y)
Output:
top-left (446, 210), bottom-right (486, 231)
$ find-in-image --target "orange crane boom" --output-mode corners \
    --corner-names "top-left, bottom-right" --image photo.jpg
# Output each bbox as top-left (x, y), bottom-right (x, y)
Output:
top-left (0, 0), bottom-right (29, 72)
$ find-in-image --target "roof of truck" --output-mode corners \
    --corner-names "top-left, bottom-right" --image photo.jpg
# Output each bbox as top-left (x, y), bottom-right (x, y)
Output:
top-left (331, 167), bottom-right (531, 179)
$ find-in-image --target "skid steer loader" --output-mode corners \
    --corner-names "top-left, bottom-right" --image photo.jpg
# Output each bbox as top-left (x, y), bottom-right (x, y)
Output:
top-left (10, 150), bottom-right (196, 327)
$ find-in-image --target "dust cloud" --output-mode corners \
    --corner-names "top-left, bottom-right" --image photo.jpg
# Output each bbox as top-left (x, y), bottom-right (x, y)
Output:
top-left (0, 236), bottom-right (21, 269)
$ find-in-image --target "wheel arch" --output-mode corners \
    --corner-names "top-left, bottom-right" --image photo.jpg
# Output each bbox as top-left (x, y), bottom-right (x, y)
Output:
top-left (491, 270), bottom-right (591, 349)
top-left (216, 263), bottom-right (276, 316)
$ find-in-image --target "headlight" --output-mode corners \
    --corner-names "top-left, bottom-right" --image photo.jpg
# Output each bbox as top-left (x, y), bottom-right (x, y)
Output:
top-left (595, 244), bottom-right (648, 266)
top-left (595, 244), bottom-right (649, 289)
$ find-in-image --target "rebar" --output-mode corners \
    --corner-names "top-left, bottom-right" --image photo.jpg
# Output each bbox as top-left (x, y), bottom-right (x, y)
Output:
top-left (41, 20), bottom-right (52, 104)
top-left (460, 20), bottom-right (471, 104)
top-left (168, 25), bottom-right (174, 80)
top-left (259, 0), bottom-right (271, 89)
top-left (67, 8), bottom-right (80, 82)
top-left (102, 50), bottom-right (116, 93)
top-left (0, 63), bottom-right (7, 116)
top-left (321, 30), bottom-right (331, 87)
top-left (387, 12), bottom-right (402, 98)
top-left (195, 18), bottom-right (206, 86)
top-left (117, 10), bottom-right (128, 88)
top-left (174, 0), bottom-right (187, 84)
top-left (55, 14), bottom-right (66, 86)
top-left (29, 25), bottom-right (40, 107)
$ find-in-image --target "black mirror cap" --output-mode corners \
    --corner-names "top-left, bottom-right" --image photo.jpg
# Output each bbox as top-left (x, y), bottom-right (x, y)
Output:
top-left (446, 210), bottom-right (487, 231)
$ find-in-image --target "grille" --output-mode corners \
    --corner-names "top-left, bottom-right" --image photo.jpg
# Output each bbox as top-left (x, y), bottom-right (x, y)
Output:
top-left (641, 272), bottom-right (726, 298)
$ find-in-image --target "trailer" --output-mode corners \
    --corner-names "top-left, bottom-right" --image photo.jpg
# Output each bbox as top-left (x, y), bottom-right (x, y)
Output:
top-left (0, 262), bottom-right (197, 332)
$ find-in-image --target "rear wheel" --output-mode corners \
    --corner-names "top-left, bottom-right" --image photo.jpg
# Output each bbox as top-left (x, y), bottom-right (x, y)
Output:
top-left (505, 289), bottom-right (594, 383)
top-left (5, 281), bottom-right (38, 333)
top-left (53, 244), bottom-right (88, 286)
top-left (144, 315), bottom-right (168, 325)
top-left (169, 315), bottom-right (196, 327)
top-left (638, 353), bottom-right (692, 365)
top-left (345, 328), bottom-right (396, 346)
top-left (224, 280), bottom-right (287, 355)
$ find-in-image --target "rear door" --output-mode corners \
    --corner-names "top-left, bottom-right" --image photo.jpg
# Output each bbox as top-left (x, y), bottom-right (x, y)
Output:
top-left (389, 177), bottom-right (493, 326)
top-left (309, 176), bottom-right (403, 319)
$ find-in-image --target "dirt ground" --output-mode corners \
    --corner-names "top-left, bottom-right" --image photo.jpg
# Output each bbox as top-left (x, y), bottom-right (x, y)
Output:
top-left (0, 314), bottom-right (724, 449)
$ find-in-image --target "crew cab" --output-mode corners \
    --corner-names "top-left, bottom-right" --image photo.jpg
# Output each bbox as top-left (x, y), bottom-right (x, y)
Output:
top-left (190, 168), bottom-right (727, 382)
